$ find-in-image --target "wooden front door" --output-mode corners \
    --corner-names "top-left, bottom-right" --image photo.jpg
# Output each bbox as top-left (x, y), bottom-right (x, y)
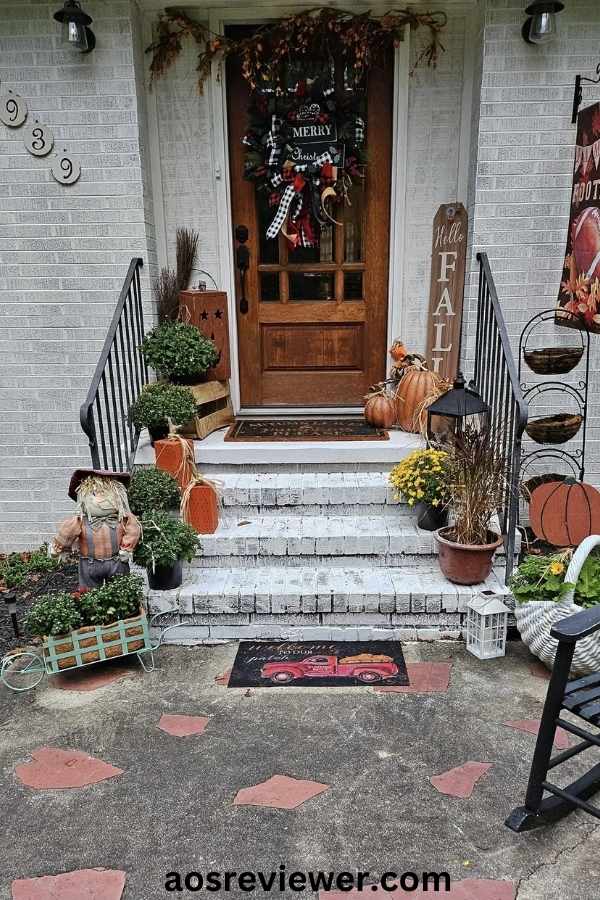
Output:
top-left (227, 54), bottom-right (393, 408)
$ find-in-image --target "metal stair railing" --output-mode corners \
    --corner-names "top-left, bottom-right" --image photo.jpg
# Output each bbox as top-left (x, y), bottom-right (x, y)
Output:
top-left (472, 252), bottom-right (529, 583)
top-left (80, 258), bottom-right (148, 471)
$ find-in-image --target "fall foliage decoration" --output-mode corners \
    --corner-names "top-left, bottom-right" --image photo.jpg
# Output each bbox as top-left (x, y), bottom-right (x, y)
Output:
top-left (147, 8), bottom-right (448, 95)
top-left (529, 478), bottom-right (600, 547)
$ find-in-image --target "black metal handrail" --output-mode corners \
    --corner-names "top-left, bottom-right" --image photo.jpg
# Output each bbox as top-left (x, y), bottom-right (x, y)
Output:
top-left (472, 252), bottom-right (529, 582)
top-left (80, 258), bottom-right (148, 471)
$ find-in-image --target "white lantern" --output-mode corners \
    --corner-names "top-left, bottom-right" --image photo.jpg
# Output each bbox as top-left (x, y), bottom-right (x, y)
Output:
top-left (466, 593), bottom-right (510, 660)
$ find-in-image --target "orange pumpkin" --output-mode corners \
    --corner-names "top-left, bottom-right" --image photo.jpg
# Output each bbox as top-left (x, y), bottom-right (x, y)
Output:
top-left (183, 482), bottom-right (219, 534)
top-left (364, 391), bottom-right (396, 429)
top-left (154, 437), bottom-right (194, 490)
top-left (395, 367), bottom-right (439, 433)
top-left (529, 479), bottom-right (600, 547)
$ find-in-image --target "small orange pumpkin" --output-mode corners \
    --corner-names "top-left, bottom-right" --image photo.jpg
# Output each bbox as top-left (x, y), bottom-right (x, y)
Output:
top-left (395, 366), bottom-right (439, 433)
top-left (529, 478), bottom-right (600, 547)
top-left (364, 390), bottom-right (396, 429)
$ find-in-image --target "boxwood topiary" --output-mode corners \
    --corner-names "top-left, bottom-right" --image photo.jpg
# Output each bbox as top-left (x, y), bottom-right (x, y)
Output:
top-left (79, 574), bottom-right (144, 625)
top-left (129, 382), bottom-right (197, 436)
top-left (141, 322), bottom-right (219, 383)
top-left (134, 512), bottom-right (198, 571)
top-left (128, 467), bottom-right (181, 516)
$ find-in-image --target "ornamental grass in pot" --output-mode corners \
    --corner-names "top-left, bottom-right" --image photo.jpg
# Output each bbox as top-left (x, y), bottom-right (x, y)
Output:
top-left (434, 425), bottom-right (505, 585)
top-left (134, 512), bottom-right (198, 590)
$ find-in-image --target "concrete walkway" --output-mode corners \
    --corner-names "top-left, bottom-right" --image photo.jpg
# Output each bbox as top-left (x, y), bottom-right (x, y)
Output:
top-left (1, 641), bottom-right (599, 899)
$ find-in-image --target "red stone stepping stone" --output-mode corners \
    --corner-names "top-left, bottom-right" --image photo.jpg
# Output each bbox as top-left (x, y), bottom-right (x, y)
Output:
top-left (321, 877), bottom-right (515, 898)
top-left (158, 714), bottom-right (209, 737)
top-left (233, 774), bottom-right (329, 809)
top-left (503, 719), bottom-right (571, 749)
top-left (12, 867), bottom-right (126, 899)
top-left (15, 748), bottom-right (123, 790)
top-left (215, 668), bottom-right (231, 685)
top-left (374, 661), bottom-right (452, 693)
top-left (529, 661), bottom-right (551, 680)
top-left (430, 761), bottom-right (492, 799)
top-left (53, 665), bottom-right (136, 692)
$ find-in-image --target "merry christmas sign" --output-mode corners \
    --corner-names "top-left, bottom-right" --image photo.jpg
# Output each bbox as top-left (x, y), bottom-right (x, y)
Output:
top-left (557, 101), bottom-right (600, 332)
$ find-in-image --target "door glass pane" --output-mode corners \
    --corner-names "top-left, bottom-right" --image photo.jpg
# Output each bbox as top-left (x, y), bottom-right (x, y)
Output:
top-left (343, 180), bottom-right (364, 262)
top-left (344, 272), bottom-right (362, 300)
top-left (260, 273), bottom-right (279, 301)
top-left (290, 272), bottom-right (334, 301)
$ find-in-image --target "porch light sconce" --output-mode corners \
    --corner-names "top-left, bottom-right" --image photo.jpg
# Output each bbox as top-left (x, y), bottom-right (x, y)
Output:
top-left (522, 1), bottom-right (564, 45)
top-left (426, 372), bottom-right (489, 444)
top-left (53, 0), bottom-right (95, 54)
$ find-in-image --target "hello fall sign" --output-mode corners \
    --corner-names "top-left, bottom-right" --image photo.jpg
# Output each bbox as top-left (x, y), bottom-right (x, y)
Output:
top-left (425, 203), bottom-right (468, 379)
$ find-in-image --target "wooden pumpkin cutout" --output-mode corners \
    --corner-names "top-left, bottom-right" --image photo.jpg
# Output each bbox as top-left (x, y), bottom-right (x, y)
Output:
top-left (529, 478), bottom-right (600, 547)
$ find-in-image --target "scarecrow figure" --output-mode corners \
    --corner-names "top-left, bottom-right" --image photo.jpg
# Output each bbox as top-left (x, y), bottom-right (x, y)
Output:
top-left (50, 469), bottom-right (141, 589)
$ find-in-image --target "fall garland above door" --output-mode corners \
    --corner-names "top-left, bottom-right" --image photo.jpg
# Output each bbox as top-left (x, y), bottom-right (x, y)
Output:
top-left (147, 7), bottom-right (447, 251)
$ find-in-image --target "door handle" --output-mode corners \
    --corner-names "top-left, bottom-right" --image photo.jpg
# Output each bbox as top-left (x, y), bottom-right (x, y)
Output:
top-left (235, 225), bottom-right (250, 315)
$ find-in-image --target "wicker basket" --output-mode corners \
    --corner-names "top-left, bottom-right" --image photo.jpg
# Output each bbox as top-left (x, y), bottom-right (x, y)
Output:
top-left (525, 413), bottom-right (582, 445)
top-left (42, 608), bottom-right (151, 673)
top-left (523, 346), bottom-right (583, 375)
top-left (515, 536), bottom-right (600, 676)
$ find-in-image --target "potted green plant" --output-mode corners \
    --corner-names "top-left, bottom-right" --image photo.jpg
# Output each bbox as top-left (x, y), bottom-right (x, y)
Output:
top-left (434, 425), bottom-right (505, 585)
top-left (127, 467), bottom-right (181, 516)
top-left (133, 512), bottom-right (198, 590)
top-left (129, 382), bottom-right (197, 443)
top-left (141, 322), bottom-right (219, 385)
top-left (388, 448), bottom-right (449, 531)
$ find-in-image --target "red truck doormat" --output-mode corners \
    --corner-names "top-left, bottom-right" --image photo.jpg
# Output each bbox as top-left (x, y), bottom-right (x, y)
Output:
top-left (228, 641), bottom-right (409, 688)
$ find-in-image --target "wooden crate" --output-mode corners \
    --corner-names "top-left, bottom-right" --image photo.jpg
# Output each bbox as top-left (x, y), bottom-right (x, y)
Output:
top-left (42, 609), bottom-right (151, 674)
top-left (179, 380), bottom-right (234, 440)
top-left (179, 290), bottom-right (231, 381)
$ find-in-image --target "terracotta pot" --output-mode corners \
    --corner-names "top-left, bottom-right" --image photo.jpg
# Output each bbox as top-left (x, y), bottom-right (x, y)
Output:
top-left (434, 526), bottom-right (503, 585)
top-left (154, 437), bottom-right (194, 489)
top-left (183, 483), bottom-right (219, 534)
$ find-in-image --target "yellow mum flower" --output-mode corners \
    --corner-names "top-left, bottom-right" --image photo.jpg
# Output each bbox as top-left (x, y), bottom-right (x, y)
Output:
top-left (549, 561), bottom-right (565, 576)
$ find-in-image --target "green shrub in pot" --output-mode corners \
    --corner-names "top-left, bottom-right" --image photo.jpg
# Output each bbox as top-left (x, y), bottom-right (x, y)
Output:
top-left (78, 574), bottom-right (144, 625)
top-left (134, 512), bottom-right (198, 590)
top-left (129, 382), bottom-right (197, 442)
top-left (141, 322), bottom-right (219, 384)
top-left (128, 467), bottom-right (181, 516)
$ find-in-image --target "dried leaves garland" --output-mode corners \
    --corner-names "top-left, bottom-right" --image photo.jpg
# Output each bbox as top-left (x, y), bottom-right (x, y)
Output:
top-left (147, 7), bottom-right (448, 94)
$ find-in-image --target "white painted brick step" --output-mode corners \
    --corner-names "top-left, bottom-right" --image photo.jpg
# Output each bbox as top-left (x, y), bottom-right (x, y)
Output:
top-left (197, 515), bottom-right (436, 558)
top-left (220, 472), bottom-right (400, 508)
top-left (149, 566), bottom-right (510, 616)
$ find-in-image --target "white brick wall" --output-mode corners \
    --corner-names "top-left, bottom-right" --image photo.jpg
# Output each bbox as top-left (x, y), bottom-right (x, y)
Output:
top-left (0, 0), bottom-right (154, 550)
top-left (464, 0), bottom-right (600, 485)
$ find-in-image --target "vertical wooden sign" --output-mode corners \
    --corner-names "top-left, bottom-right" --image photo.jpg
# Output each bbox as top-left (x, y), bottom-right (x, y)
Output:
top-left (425, 203), bottom-right (468, 380)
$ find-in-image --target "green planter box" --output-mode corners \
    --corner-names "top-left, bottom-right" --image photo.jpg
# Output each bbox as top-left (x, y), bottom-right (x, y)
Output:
top-left (42, 609), bottom-right (152, 675)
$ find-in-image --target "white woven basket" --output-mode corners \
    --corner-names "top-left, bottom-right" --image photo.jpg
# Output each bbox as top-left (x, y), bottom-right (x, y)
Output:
top-left (515, 535), bottom-right (600, 677)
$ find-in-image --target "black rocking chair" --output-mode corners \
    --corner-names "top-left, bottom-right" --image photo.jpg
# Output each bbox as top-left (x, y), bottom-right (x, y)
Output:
top-left (506, 535), bottom-right (600, 832)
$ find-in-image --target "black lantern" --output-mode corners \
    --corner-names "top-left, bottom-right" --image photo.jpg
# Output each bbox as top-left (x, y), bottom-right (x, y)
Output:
top-left (1, 590), bottom-right (19, 637)
top-left (53, 1), bottom-right (95, 53)
top-left (522, 2), bottom-right (564, 45)
top-left (426, 372), bottom-right (490, 444)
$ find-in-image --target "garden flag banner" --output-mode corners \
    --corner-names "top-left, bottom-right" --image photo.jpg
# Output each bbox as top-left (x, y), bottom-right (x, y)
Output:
top-left (557, 101), bottom-right (600, 332)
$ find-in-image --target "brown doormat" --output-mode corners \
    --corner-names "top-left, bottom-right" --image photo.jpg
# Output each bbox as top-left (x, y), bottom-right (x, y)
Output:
top-left (224, 418), bottom-right (389, 442)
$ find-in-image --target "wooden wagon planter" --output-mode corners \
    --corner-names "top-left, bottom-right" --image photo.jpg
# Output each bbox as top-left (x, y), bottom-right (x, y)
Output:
top-left (1, 609), bottom-right (155, 692)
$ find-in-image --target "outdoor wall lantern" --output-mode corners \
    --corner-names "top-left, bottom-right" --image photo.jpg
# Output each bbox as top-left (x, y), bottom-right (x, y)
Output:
top-left (522, 1), bottom-right (564, 45)
top-left (1, 590), bottom-right (19, 637)
top-left (426, 372), bottom-right (489, 444)
top-left (53, 1), bottom-right (95, 53)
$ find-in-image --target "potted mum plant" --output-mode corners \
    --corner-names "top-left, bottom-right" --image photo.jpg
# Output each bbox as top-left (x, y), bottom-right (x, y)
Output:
top-left (434, 425), bottom-right (505, 585)
top-left (141, 322), bottom-right (219, 385)
top-left (127, 467), bottom-right (181, 517)
top-left (129, 382), bottom-right (197, 443)
top-left (134, 512), bottom-right (198, 590)
top-left (388, 448), bottom-right (449, 531)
